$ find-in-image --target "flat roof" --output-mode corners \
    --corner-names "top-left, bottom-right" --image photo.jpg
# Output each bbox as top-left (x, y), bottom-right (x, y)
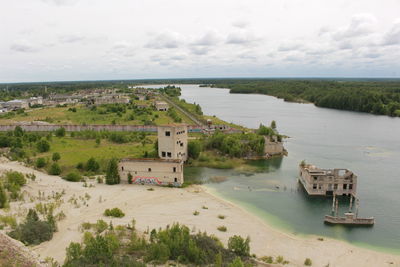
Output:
top-left (120, 158), bottom-right (183, 163)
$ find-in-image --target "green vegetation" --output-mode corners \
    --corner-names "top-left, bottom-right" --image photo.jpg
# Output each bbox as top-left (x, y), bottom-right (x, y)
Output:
top-left (0, 171), bottom-right (28, 204)
top-left (106, 158), bottom-right (120, 185)
top-left (193, 210), bottom-right (200, 216)
top-left (209, 79), bottom-right (400, 117)
top-left (217, 226), bottom-right (227, 232)
top-left (304, 258), bottom-right (313, 266)
top-left (104, 208), bottom-right (125, 218)
top-left (49, 163), bottom-right (62, 175)
top-left (64, 222), bottom-right (254, 266)
top-left (8, 209), bottom-right (56, 245)
top-left (63, 172), bottom-right (82, 182)
top-left (228, 235), bottom-right (250, 257)
top-left (218, 215), bottom-right (226, 219)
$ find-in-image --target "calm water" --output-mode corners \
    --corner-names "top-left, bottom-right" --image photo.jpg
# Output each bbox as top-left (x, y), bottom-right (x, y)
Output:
top-left (147, 84), bottom-right (400, 254)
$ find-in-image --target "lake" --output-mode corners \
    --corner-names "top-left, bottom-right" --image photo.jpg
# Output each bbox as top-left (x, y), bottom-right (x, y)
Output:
top-left (146, 84), bottom-right (400, 254)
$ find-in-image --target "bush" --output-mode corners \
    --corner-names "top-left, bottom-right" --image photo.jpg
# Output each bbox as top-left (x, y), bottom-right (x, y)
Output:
top-left (49, 163), bottom-right (62, 175)
top-left (304, 258), bottom-right (312, 266)
top-left (64, 172), bottom-right (82, 182)
top-left (104, 208), bottom-right (125, 218)
top-left (228, 235), bottom-right (250, 256)
top-left (86, 157), bottom-right (100, 172)
top-left (127, 173), bottom-right (133, 184)
top-left (36, 140), bottom-right (50, 152)
top-left (217, 226), bottom-right (227, 232)
top-left (55, 127), bottom-right (66, 137)
top-left (35, 157), bottom-right (47, 168)
top-left (188, 141), bottom-right (202, 159)
top-left (6, 171), bottom-right (26, 187)
top-left (0, 185), bottom-right (7, 209)
top-left (193, 210), bottom-right (200, 216)
top-left (52, 152), bottom-right (61, 162)
top-left (7, 209), bottom-right (54, 245)
top-left (218, 215), bottom-right (225, 219)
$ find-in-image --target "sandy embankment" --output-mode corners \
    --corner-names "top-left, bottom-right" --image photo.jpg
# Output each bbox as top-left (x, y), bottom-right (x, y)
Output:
top-left (0, 158), bottom-right (399, 267)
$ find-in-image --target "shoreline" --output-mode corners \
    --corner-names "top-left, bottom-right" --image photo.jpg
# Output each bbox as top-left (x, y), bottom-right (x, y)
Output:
top-left (204, 185), bottom-right (400, 257)
top-left (0, 159), bottom-right (399, 266)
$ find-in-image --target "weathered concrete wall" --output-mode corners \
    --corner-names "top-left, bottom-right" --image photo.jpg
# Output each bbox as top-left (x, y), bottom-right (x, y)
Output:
top-left (264, 136), bottom-right (285, 155)
top-left (0, 124), bottom-right (204, 133)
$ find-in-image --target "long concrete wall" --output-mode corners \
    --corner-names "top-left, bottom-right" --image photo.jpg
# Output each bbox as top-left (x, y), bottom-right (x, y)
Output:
top-left (0, 124), bottom-right (204, 133)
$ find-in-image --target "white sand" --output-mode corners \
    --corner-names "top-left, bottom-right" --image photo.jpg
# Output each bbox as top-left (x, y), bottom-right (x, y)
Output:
top-left (0, 158), bottom-right (399, 267)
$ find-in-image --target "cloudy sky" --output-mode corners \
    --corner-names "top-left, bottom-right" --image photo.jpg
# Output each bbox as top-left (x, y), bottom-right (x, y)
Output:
top-left (1, 0), bottom-right (400, 82)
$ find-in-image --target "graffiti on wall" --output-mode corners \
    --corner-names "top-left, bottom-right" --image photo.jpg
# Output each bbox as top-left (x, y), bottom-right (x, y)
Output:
top-left (132, 176), bottom-right (163, 185)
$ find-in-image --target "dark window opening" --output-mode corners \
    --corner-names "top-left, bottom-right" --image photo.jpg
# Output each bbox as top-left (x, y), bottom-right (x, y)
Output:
top-left (349, 184), bottom-right (353, 190)
top-left (165, 131), bottom-right (170, 136)
top-left (167, 152), bottom-right (172, 157)
top-left (313, 184), bottom-right (317, 189)
top-left (162, 151), bottom-right (166, 157)
top-left (173, 167), bottom-right (176, 172)
top-left (121, 166), bottom-right (124, 171)
top-left (174, 178), bottom-right (177, 182)
top-left (343, 184), bottom-right (347, 190)
top-left (334, 184), bottom-right (338, 189)
top-left (148, 168), bottom-right (152, 172)
top-left (180, 143), bottom-right (183, 147)
top-left (313, 176), bottom-right (317, 180)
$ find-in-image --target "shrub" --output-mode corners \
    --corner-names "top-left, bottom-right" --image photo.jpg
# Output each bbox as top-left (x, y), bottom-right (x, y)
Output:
top-left (64, 172), bottom-right (82, 182)
top-left (304, 258), bottom-right (312, 266)
top-left (188, 141), bottom-right (202, 159)
top-left (36, 140), bottom-right (50, 152)
top-left (52, 152), bottom-right (61, 162)
top-left (217, 226), bottom-right (227, 232)
top-left (95, 219), bottom-right (108, 233)
top-left (7, 209), bottom-right (54, 245)
top-left (0, 185), bottom-right (8, 209)
top-left (127, 173), bottom-right (133, 184)
top-left (260, 256), bottom-right (273, 264)
top-left (228, 235), bottom-right (250, 256)
top-left (202, 205), bottom-right (208, 209)
top-left (55, 127), bottom-right (66, 137)
top-left (86, 157), bottom-right (100, 172)
top-left (6, 171), bottom-right (26, 187)
top-left (49, 163), bottom-right (62, 175)
top-left (35, 157), bottom-right (47, 168)
top-left (104, 208), bottom-right (125, 218)
top-left (228, 257), bottom-right (244, 267)
top-left (193, 210), bottom-right (199, 216)
top-left (218, 215), bottom-right (225, 219)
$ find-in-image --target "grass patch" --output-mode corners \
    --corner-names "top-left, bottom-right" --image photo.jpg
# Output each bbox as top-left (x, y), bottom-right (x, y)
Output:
top-left (202, 205), bottom-right (208, 209)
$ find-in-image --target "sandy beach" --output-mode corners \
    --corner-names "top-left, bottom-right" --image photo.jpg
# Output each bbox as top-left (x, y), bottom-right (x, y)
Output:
top-left (0, 158), bottom-right (399, 267)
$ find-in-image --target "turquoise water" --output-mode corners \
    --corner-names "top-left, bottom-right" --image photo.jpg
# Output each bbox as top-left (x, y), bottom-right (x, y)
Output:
top-left (147, 84), bottom-right (400, 254)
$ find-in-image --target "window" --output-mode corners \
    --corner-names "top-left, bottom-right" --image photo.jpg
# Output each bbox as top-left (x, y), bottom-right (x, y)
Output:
top-left (167, 152), bottom-right (172, 157)
top-left (343, 184), bottom-right (347, 190)
top-left (349, 184), bottom-right (353, 190)
top-left (148, 168), bottom-right (152, 172)
top-left (174, 178), bottom-right (177, 182)
top-left (318, 184), bottom-right (322, 190)
top-left (173, 167), bottom-right (176, 172)
top-left (165, 131), bottom-right (170, 136)
top-left (313, 184), bottom-right (317, 189)
top-left (121, 166), bottom-right (124, 171)
top-left (180, 143), bottom-right (183, 147)
top-left (313, 176), bottom-right (317, 180)
top-left (334, 184), bottom-right (338, 190)
top-left (162, 151), bottom-right (166, 157)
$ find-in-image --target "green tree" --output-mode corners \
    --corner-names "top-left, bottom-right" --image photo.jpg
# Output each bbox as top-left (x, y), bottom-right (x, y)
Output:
top-left (52, 152), bottom-right (61, 162)
top-left (188, 141), bottom-right (202, 159)
top-left (270, 120), bottom-right (277, 129)
top-left (127, 172), bottom-right (133, 184)
top-left (63, 172), bottom-right (82, 182)
top-left (86, 157), bottom-right (100, 172)
top-left (55, 127), bottom-right (66, 137)
top-left (228, 235), bottom-right (250, 257)
top-left (14, 126), bottom-right (24, 137)
top-left (35, 157), bottom-right (47, 168)
top-left (95, 137), bottom-right (101, 146)
top-left (49, 163), bottom-right (61, 175)
top-left (106, 158), bottom-right (120, 185)
top-left (37, 140), bottom-right (50, 152)
top-left (0, 184), bottom-right (8, 208)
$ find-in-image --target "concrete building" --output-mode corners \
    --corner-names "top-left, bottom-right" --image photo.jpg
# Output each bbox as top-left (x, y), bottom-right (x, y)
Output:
top-left (93, 96), bottom-right (130, 105)
top-left (28, 97), bottom-right (43, 106)
top-left (2, 100), bottom-right (29, 110)
top-left (118, 158), bottom-right (183, 186)
top-left (118, 125), bottom-right (188, 186)
top-left (264, 136), bottom-right (285, 156)
top-left (154, 101), bottom-right (169, 111)
top-left (299, 163), bottom-right (357, 196)
top-left (158, 125), bottom-right (188, 161)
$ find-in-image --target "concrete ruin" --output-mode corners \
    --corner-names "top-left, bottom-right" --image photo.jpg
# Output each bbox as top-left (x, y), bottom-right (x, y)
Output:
top-left (299, 163), bottom-right (357, 196)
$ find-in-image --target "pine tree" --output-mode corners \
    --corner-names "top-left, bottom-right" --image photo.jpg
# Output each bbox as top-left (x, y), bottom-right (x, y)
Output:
top-left (106, 158), bottom-right (120, 185)
top-left (0, 184), bottom-right (8, 208)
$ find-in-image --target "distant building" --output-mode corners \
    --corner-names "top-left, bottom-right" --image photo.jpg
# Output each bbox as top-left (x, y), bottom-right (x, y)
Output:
top-left (2, 100), bottom-right (29, 110)
top-left (299, 163), bottom-right (357, 196)
top-left (118, 158), bottom-right (183, 186)
top-left (28, 96), bottom-right (43, 106)
top-left (154, 101), bottom-right (169, 111)
top-left (264, 136), bottom-right (285, 156)
top-left (158, 125), bottom-right (188, 161)
top-left (93, 96), bottom-right (130, 105)
top-left (118, 125), bottom-right (188, 186)
top-left (137, 94), bottom-right (146, 101)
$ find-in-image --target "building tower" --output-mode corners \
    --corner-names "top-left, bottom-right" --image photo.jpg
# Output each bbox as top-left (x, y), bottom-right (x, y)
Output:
top-left (157, 125), bottom-right (188, 161)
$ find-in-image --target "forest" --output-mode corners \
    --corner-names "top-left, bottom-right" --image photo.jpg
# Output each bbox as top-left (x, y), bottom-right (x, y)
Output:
top-left (206, 79), bottom-right (400, 117)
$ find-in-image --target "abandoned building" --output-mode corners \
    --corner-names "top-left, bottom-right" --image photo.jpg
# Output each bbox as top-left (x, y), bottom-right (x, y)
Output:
top-left (154, 101), bottom-right (169, 111)
top-left (118, 125), bottom-right (188, 186)
top-left (118, 158), bottom-right (184, 186)
top-left (299, 163), bottom-right (357, 196)
top-left (264, 136), bottom-right (285, 156)
top-left (158, 125), bottom-right (188, 161)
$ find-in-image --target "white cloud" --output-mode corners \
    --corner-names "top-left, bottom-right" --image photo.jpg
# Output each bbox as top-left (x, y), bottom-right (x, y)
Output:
top-left (145, 31), bottom-right (183, 49)
top-left (333, 14), bottom-right (377, 40)
top-left (382, 20), bottom-right (400, 46)
top-left (41, 0), bottom-right (78, 6)
top-left (226, 31), bottom-right (259, 45)
top-left (192, 31), bottom-right (220, 46)
top-left (10, 40), bottom-right (39, 53)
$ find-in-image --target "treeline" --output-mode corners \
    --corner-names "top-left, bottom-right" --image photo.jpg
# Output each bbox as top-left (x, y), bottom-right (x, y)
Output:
top-left (63, 222), bottom-right (254, 266)
top-left (206, 79), bottom-right (400, 117)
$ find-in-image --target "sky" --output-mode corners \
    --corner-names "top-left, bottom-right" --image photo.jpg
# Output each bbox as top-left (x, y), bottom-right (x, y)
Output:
top-left (1, 0), bottom-right (400, 83)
